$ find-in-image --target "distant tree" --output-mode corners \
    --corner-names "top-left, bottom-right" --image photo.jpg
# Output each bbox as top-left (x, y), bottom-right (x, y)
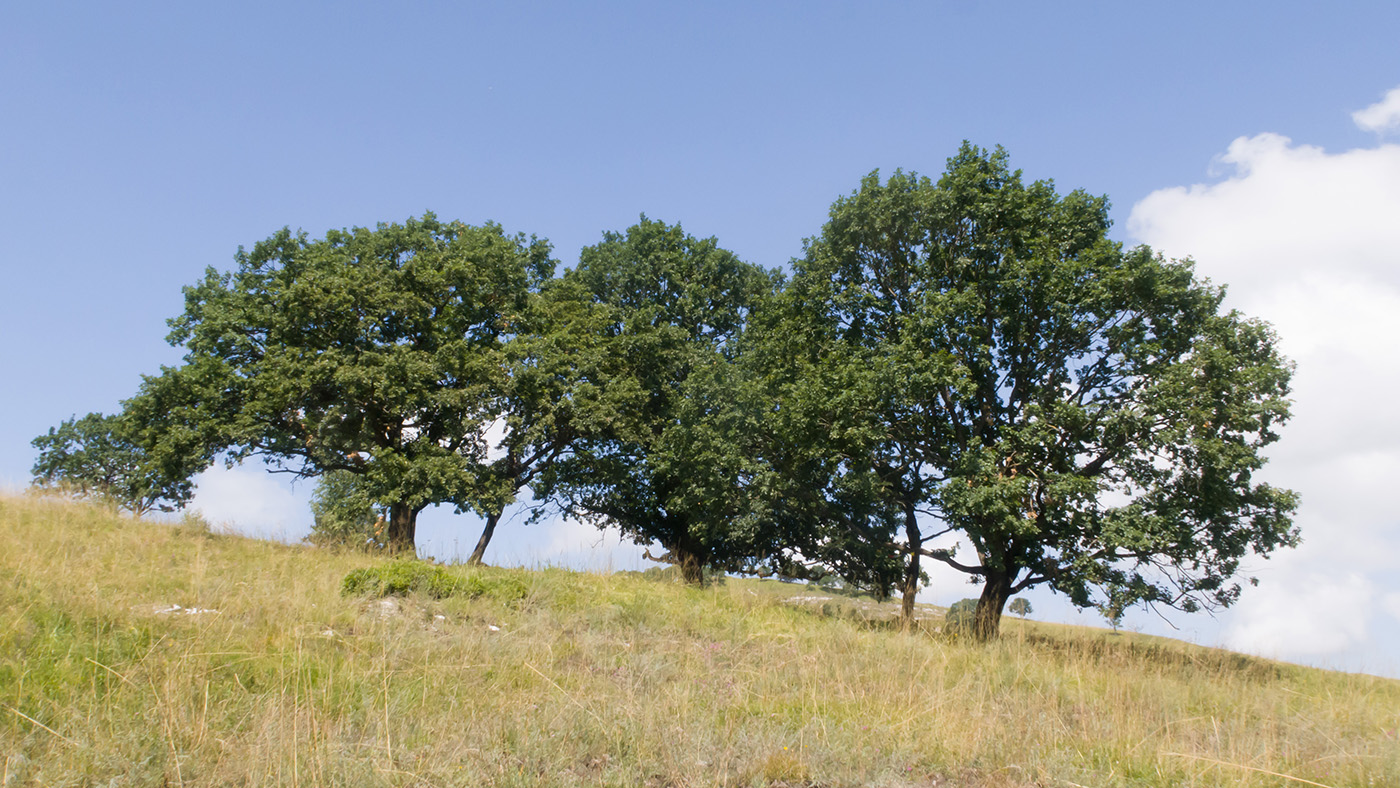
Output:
top-left (1098, 586), bottom-right (1131, 633)
top-left (150, 214), bottom-right (554, 551)
top-left (536, 217), bottom-right (781, 585)
top-left (777, 143), bottom-right (1298, 640)
top-left (31, 410), bottom-right (194, 516)
top-left (1008, 598), bottom-right (1032, 618)
top-left (308, 470), bottom-right (386, 549)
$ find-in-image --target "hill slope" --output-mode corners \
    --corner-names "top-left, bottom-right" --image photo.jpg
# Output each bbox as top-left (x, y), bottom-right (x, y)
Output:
top-left (2, 494), bottom-right (1396, 787)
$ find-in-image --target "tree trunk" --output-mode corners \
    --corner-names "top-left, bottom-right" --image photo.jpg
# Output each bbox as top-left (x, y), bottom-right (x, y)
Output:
top-left (386, 502), bottom-right (418, 554)
top-left (973, 571), bottom-right (1013, 642)
top-left (676, 548), bottom-right (706, 586)
top-left (467, 509), bottom-right (503, 565)
top-left (899, 504), bottom-right (922, 632)
top-left (658, 523), bottom-right (709, 587)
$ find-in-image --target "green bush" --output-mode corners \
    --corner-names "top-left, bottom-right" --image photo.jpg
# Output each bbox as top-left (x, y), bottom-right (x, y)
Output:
top-left (341, 559), bottom-right (528, 602)
top-left (944, 598), bottom-right (978, 636)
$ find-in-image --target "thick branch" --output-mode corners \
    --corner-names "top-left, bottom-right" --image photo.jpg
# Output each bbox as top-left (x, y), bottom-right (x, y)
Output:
top-left (922, 548), bottom-right (986, 576)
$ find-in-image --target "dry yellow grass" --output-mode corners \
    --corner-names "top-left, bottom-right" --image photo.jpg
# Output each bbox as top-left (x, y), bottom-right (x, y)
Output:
top-left (2, 493), bottom-right (1396, 787)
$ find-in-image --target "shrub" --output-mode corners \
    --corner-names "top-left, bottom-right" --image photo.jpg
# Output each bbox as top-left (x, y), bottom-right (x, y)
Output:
top-left (341, 559), bottom-right (528, 602)
top-left (944, 598), bottom-right (978, 636)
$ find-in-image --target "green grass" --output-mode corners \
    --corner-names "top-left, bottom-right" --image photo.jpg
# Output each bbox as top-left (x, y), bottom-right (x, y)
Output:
top-left (2, 493), bottom-right (1397, 787)
top-left (341, 559), bottom-right (530, 601)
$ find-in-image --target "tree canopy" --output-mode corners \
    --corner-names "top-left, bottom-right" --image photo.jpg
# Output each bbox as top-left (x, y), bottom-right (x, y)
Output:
top-left (535, 217), bottom-right (781, 583)
top-left (157, 213), bottom-right (554, 550)
top-left (774, 144), bottom-right (1297, 638)
top-left (460, 273), bottom-right (628, 564)
top-left (30, 410), bottom-right (195, 516)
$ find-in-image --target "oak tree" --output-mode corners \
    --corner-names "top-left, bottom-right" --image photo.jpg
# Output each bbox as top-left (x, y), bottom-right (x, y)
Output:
top-left (779, 144), bottom-right (1297, 639)
top-left (31, 410), bottom-right (195, 516)
top-left (537, 217), bottom-right (779, 584)
top-left (155, 214), bottom-right (553, 550)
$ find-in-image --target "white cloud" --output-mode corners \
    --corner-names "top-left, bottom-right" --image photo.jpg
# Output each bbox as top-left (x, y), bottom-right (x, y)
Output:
top-left (540, 516), bottom-right (652, 571)
top-left (1127, 91), bottom-right (1400, 674)
top-left (1128, 134), bottom-right (1400, 297)
top-left (1222, 564), bottom-right (1374, 658)
top-left (483, 417), bottom-right (509, 462)
top-left (1353, 86), bottom-right (1400, 134)
top-left (1383, 593), bottom-right (1400, 624)
top-left (189, 463), bottom-right (312, 541)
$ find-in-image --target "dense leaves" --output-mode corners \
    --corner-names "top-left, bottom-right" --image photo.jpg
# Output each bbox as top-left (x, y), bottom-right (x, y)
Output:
top-left (159, 214), bottom-right (554, 549)
top-left (460, 275), bottom-right (627, 564)
top-left (31, 411), bottom-right (195, 516)
top-left (536, 217), bottom-right (782, 583)
top-left (773, 144), bottom-right (1297, 638)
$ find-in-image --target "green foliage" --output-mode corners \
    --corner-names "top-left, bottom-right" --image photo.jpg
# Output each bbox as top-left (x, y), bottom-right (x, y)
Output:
top-left (149, 213), bottom-right (555, 549)
top-left (1008, 597), bottom-right (1032, 618)
top-left (462, 274), bottom-right (631, 564)
top-left (538, 216), bottom-right (782, 584)
top-left (49, 150), bottom-right (1298, 643)
top-left (308, 469), bottom-right (385, 549)
top-left (30, 411), bottom-right (194, 515)
top-left (944, 598), bottom-right (978, 636)
top-left (776, 143), bottom-right (1298, 638)
top-left (340, 559), bottom-right (528, 601)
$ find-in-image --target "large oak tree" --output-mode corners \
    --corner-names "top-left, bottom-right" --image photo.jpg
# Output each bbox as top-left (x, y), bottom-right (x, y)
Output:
top-left (776, 144), bottom-right (1298, 638)
top-left (157, 214), bottom-right (553, 550)
top-left (536, 217), bottom-right (780, 584)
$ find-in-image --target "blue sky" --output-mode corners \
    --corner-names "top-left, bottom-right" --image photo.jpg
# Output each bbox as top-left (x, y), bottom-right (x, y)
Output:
top-left (4, 3), bottom-right (1399, 676)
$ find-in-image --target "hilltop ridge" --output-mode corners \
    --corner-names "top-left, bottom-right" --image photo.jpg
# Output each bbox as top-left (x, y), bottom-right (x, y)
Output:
top-left (2, 494), bottom-right (1395, 787)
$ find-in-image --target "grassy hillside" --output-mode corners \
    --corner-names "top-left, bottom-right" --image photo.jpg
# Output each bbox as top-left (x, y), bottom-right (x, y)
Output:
top-left (2, 494), bottom-right (1396, 787)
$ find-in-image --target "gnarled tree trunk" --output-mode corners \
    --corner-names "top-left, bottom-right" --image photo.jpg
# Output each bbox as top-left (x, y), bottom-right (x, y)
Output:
top-left (973, 570), bottom-right (1013, 642)
top-left (646, 529), bottom-right (709, 586)
top-left (899, 504), bottom-right (922, 632)
top-left (676, 549), bottom-right (706, 586)
top-left (386, 502), bottom-right (420, 554)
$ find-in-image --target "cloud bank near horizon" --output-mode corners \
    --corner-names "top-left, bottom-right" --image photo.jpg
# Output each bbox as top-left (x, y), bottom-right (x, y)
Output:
top-left (1127, 87), bottom-right (1400, 673)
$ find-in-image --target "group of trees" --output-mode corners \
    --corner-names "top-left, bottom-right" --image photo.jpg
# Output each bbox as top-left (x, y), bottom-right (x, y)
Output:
top-left (32, 144), bottom-right (1299, 640)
